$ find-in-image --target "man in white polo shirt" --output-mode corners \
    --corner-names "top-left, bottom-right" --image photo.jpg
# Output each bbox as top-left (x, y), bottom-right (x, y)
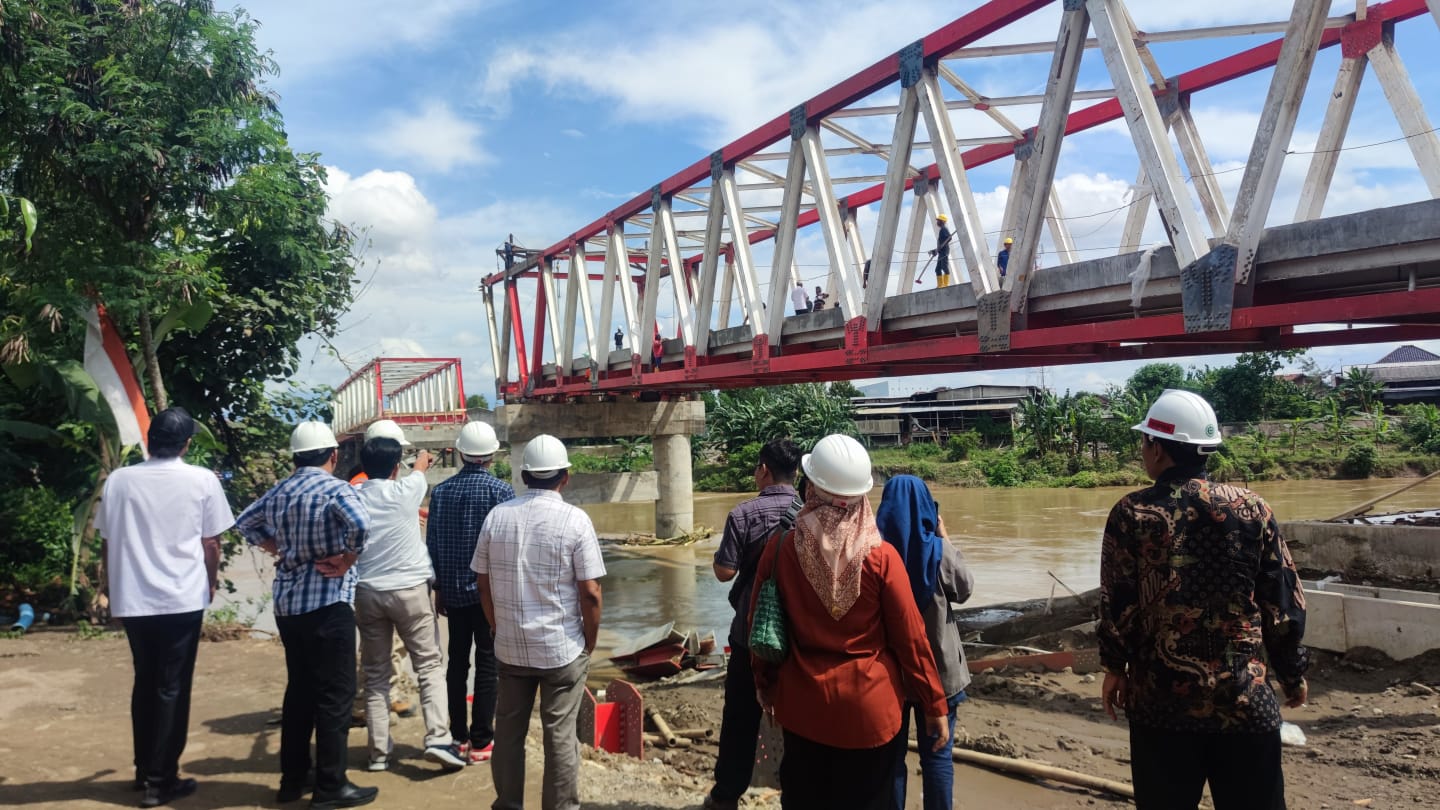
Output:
top-left (353, 436), bottom-right (466, 772)
top-left (472, 434), bottom-right (605, 810)
top-left (97, 408), bottom-right (235, 808)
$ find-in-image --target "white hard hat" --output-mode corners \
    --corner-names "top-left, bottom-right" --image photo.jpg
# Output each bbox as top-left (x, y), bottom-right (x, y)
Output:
top-left (801, 434), bottom-right (873, 497)
top-left (1133, 389), bottom-right (1221, 449)
top-left (364, 418), bottom-right (411, 446)
top-left (290, 421), bottom-right (339, 453)
top-left (521, 434), bottom-right (571, 478)
top-left (456, 421), bottom-right (500, 456)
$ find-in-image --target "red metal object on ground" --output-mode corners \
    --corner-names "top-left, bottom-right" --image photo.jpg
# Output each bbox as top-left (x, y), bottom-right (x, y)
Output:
top-left (578, 681), bottom-right (645, 759)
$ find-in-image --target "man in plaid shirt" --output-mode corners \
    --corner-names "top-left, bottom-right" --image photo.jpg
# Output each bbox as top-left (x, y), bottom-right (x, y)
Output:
top-left (472, 434), bottom-right (604, 810)
top-left (236, 421), bottom-right (378, 809)
top-left (426, 421), bottom-right (514, 764)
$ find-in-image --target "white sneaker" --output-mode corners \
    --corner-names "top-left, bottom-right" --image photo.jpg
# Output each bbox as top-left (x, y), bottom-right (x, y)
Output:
top-left (367, 756), bottom-right (388, 772)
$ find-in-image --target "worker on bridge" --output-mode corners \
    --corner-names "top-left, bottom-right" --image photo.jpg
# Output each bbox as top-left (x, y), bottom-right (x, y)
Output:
top-left (929, 214), bottom-right (952, 288)
top-left (997, 236), bottom-right (1013, 279)
top-left (790, 281), bottom-right (812, 315)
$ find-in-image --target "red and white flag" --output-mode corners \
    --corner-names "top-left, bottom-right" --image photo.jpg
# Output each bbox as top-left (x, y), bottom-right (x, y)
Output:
top-left (83, 304), bottom-right (150, 451)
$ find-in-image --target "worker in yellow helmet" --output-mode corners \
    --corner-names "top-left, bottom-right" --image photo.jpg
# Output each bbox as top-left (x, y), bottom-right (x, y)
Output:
top-left (997, 236), bottom-right (1014, 279)
top-left (928, 214), bottom-right (952, 288)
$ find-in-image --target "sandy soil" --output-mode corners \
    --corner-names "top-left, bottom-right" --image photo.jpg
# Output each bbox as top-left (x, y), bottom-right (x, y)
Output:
top-left (1, 631), bottom-right (1437, 809)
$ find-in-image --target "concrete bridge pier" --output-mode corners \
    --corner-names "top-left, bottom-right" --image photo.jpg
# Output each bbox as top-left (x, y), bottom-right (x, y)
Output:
top-left (497, 399), bottom-right (706, 538)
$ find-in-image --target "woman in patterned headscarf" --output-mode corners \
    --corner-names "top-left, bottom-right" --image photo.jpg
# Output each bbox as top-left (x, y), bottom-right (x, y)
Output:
top-left (876, 475), bottom-right (974, 810)
top-left (751, 436), bottom-right (948, 810)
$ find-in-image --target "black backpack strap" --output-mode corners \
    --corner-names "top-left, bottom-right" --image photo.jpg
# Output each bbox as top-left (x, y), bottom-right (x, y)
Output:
top-left (728, 494), bottom-right (805, 609)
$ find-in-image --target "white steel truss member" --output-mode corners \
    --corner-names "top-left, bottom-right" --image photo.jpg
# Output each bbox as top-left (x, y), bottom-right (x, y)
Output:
top-left (899, 182), bottom-right (935, 290)
top-left (1224, 0), bottom-right (1330, 289)
top-left (1296, 52), bottom-right (1366, 221)
top-left (917, 69), bottom-right (997, 296)
top-left (1119, 167), bottom-right (1152, 254)
top-left (1045, 189), bottom-right (1078, 265)
top-left (768, 138), bottom-right (808, 337)
top-left (717, 166), bottom-right (767, 335)
top-left (866, 75), bottom-right (922, 322)
top-left (717, 255), bottom-right (735, 331)
top-left (1171, 97), bottom-right (1231, 236)
top-left (1429, 0), bottom-right (1440, 34)
top-left (1367, 26), bottom-right (1440, 197)
top-left (1008, 0), bottom-right (1088, 311)
top-left (564, 244), bottom-right (597, 372)
top-left (538, 258), bottom-right (564, 366)
top-left (497, 280), bottom-right (513, 385)
top-left (1088, 0), bottom-right (1208, 267)
top-left (654, 193), bottom-right (699, 348)
top-left (483, 286), bottom-right (503, 388)
top-left (799, 123), bottom-right (865, 317)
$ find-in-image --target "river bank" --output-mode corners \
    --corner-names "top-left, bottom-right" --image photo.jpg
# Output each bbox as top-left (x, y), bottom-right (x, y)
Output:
top-left (3, 630), bottom-right (1436, 809)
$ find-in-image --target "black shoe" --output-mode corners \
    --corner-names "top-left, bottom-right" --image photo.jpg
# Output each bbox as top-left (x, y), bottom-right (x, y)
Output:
top-left (276, 772), bottom-right (316, 801)
top-left (138, 778), bottom-right (197, 808)
top-left (309, 783), bottom-right (378, 809)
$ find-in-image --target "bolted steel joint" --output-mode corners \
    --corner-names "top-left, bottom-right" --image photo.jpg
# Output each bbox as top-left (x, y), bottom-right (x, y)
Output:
top-left (1014, 128), bottom-right (1037, 162)
top-left (651, 184), bottom-right (663, 212)
top-left (789, 105), bottom-right (808, 141)
top-left (1155, 79), bottom-right (1182, 122)
top-left (710, 151), bottom-right (724, 183)
top-left (1180, 245), bottom-right (1238, 333)
top-left (899, 40), bottom-right (924, 89)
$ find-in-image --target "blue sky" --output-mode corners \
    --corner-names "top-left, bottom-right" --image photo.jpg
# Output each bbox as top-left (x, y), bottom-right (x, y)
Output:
top-left (234, 0), bottom-right (1440, 402)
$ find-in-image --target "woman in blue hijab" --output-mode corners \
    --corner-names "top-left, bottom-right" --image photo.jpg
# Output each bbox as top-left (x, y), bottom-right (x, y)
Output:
top-left (875, 475), bottom-right (975, 810)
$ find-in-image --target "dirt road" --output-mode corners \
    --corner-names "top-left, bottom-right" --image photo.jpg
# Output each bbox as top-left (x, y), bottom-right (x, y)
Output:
top-left (1, 631), bottom-right (1436, 809)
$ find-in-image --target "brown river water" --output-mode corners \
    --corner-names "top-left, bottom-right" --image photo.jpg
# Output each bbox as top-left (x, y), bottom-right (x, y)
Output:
top-left (582, 478), bottom-right (1440, 659)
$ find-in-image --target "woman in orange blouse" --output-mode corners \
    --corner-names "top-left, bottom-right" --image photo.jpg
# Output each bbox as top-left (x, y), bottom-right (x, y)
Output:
top-left (751, 435), bottom-right (949, 810)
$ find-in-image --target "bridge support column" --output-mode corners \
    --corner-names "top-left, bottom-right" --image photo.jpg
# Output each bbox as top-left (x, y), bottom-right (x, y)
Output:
top-left (497, 399), bottom-right (706, 534)
top-left (653, 433), bottom-right (693, 539)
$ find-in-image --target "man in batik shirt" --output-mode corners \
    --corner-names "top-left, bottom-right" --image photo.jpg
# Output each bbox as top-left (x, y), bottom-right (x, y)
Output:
top-left (1098, 390), bottom-right (1308, 810)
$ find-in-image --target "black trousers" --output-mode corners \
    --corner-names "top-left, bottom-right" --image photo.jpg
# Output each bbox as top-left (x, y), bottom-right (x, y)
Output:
top-left (123, 610), bottom-right (204, 788)
top-left (712, 640), bottom-right (762, 801)
top-left (445, 603), bottom-right (497, 747)
top-left (275, 602), bottom-right (356, 793)
top-left (1130, 724), bottom-right (1286, 810)
top-left (779, 728), bottom-right (901, 810)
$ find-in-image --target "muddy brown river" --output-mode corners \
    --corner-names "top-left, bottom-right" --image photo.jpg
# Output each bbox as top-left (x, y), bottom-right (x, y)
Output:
top-left (584, 478), bottom-right (1440, 656)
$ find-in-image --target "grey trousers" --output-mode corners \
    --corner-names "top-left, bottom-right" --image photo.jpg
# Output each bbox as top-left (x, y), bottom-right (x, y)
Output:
top-left (355, 583), bottom-right (450, 760)
top-left (491, 651), bottom-right (590, 810)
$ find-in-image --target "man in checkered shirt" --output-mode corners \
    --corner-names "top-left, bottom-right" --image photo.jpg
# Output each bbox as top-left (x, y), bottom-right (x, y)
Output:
top-left (472, 434), bottom-right (604, 810)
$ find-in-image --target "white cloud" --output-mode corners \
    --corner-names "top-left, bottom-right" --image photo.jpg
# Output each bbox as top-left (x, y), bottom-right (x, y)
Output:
top-left (239, 0), bottom-right (489, 81)
top-left (366, 101), bottom-right (489, 172)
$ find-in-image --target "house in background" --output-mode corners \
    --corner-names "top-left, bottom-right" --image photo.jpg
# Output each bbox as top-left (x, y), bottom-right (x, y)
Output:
top-left (1346, 345), bottom-right (1440, 405)
top-left (852, 384), bottom-right (1038, 445)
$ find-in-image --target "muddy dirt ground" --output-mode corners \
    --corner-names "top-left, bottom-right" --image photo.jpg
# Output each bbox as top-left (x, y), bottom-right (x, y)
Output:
top-left (1, 630), bottom-right (1437, 809)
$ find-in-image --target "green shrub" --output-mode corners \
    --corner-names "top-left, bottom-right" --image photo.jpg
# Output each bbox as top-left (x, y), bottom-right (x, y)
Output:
top-left (980, 452), bottom-right (1023, 487)
top-left (0, 487), bottom-right (75, 592)
top-left (1341, 443), bottom-right (1378, 479)
top-left (906, 441), bottom-right (943, 459)
top-left (945, 431), bottom-right (980, 461)
top-left (492, 460), bottom-right (512, 481)
top-left (1068, 471), bottom-right (1099, 488)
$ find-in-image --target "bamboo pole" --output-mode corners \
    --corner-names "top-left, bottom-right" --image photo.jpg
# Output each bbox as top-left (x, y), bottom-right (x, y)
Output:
top-left (1326, 470), bottom-right (1440, 521)
top-left (908, 742), bottom-right (1135, 800)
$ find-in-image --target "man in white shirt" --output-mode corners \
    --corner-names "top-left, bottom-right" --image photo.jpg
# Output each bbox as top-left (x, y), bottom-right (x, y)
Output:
top-left (472, 434), bottom-right (605, 810)
top-left (353, 437), bottom-right (466, 771)
top-left (790, 281), bottom-right (811, 315)
top-left (97, 408), bottom-right (235, 808)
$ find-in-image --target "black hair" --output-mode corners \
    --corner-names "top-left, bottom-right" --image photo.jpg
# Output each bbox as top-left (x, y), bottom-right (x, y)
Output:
top-left (149, 440), bottom-right (187, 459)
top-left (521, 470), bottom-right (568, 490)
top-left (1149, 435), bottom-right (1209, 468)
top-left (293, 447), bottom-right (334, 468)
top-left (758, 439), bottom-right (801, 483)
top-left (361, 437), bottom-right (403, 481)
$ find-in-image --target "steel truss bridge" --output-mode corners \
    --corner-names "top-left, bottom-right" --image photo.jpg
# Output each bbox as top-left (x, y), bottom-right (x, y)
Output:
top-left (481, 0), bottom-right (1440, 402)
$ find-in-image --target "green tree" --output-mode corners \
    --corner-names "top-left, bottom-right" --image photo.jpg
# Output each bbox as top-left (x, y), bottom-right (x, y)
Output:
top-left (705, 384), bottom-right (856, 454)
top-left (1124, 363), bottom-right (1186, 408)
top-left (466, 394), bottom-right (491, 410)
top-left (1336, 367), bottom-right (1385, 413)
top-left (1191, 351), bottom-right (1314, 423)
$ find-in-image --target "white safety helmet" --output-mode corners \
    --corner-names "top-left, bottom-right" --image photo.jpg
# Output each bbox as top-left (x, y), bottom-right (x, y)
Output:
top-left (290, 421), bottom-right (339, 453)
top-left (364, 418), bottom-right (412, 447)
top-left (456, 421), bottom-right (500, 457)
top-left (521, 434), bottom-right (571, 478)
top-left (1133, 389), bottom-right (1221, 451)
top-left (801, 434), bottom-right (873, 497)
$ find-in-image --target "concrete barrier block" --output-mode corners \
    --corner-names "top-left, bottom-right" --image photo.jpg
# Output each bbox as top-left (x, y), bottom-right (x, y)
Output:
top-left (1302, 589), bottom-right (1347, 653)
top-left (1342, 595), bottom-right (1440, 661)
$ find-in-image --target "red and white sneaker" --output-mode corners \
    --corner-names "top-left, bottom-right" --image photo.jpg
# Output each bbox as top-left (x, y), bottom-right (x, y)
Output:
top-left (463, 742), bottom-right (493, 764)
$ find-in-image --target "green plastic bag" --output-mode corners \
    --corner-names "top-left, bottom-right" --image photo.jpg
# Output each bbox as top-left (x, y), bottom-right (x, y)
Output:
top-left (749, 533), bottom-right (791, 663)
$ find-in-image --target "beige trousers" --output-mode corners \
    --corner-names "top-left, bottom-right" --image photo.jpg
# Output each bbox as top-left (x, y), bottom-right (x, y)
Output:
top-left (355, 583), bottom-right (450, 759)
